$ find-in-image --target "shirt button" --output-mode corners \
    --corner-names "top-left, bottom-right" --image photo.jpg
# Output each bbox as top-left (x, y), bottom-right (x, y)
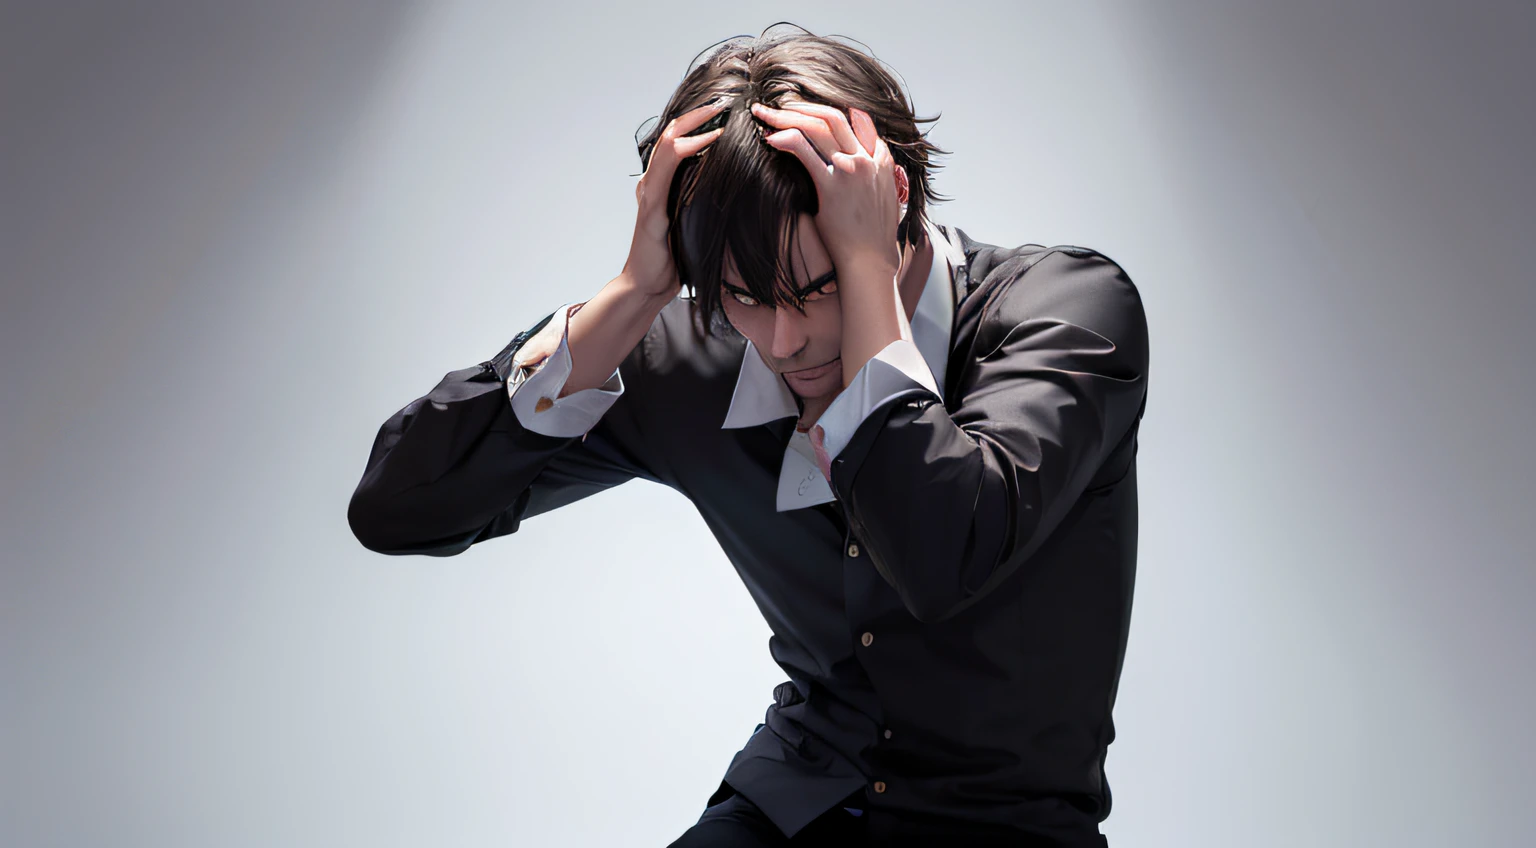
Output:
top-left (847, 542), bottom-right (860, 557)
top-left (883, 729), bottom-right (892, 739)
top-left (873, 781), bottom-right (887, 794)
top-left (860, 632), bottom-right (874, 647)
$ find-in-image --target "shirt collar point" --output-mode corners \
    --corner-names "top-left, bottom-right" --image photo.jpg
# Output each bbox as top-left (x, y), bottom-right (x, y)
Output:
top-left (722, 339), bottom-right (799, 429)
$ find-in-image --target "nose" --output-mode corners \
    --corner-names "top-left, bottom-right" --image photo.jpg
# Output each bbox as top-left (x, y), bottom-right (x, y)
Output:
top-left (769, 302), bottom-right (810, 362)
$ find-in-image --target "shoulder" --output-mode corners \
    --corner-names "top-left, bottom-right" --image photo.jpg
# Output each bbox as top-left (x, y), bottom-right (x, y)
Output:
top-left (969, 241), bottom-right (1148, 366)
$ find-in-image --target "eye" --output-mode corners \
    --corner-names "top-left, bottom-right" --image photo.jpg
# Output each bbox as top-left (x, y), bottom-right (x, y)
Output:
top-left (802, 280), bottom-right (838, 302)
top-left (729, 290), bottom-right (761, 307)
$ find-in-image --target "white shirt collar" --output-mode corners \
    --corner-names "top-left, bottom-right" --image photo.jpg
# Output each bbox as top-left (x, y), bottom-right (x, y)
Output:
top-left (721, 216), bottom-right (962, 430)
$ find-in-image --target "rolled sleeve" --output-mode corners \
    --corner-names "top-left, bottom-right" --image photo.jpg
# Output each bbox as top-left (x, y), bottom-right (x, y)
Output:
top-left (508, 302), bottom-right (624, 438)
top-left (814, 338), bottom-right (940, 462)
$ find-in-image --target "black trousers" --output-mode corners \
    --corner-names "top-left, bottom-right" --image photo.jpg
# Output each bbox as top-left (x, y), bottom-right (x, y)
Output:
top-left (667, 782), bottom-right (1110, 848)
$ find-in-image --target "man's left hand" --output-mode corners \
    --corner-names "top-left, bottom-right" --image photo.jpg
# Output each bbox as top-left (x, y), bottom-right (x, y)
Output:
top-left (751, 99), bottom-right (903, 279)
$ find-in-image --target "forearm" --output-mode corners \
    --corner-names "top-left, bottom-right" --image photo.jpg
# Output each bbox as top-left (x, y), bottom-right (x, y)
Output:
top-left (561, 273), bottom-right (674, 396)
top-left (348, 364), bottom-right (569, 556)
top-left (836, 261), bottom-right (909, 391)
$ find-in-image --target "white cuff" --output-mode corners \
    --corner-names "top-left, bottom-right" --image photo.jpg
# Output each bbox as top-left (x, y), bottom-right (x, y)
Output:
top-left (507, 302), bottom-right (624, 438)
top-left (815, 339), bottom-right (940, 461)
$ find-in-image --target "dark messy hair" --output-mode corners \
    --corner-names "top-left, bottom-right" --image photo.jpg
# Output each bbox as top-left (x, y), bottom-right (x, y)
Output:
top-left (633, 22), bottom-right (951, 336)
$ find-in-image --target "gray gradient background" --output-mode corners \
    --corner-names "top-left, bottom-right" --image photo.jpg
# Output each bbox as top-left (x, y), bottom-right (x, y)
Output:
top-left (2, 2), bottom-right (1532, 846)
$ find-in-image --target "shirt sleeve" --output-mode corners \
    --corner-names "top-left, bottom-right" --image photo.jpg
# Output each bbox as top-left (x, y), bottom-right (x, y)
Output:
top-left (814, 338), bottom-right (940, 463)
top-left (348, 300), bottom-right (657, 557)
top-left (821, 249), bottom-right (1149, 624)
top-left (507, 301), bottom-right (624, 438)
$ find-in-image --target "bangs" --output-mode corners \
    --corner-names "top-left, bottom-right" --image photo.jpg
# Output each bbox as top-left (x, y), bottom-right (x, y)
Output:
top-left (671, 100), bottom-right (821, 324)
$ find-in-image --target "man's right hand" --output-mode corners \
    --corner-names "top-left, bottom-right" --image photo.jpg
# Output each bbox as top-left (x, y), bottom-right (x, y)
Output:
top-left (620, 97), bottom-right (728, 298)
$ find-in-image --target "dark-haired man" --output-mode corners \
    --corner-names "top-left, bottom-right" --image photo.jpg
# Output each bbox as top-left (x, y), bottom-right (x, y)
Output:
top-left (349, 31), bottom-right (1147, 848)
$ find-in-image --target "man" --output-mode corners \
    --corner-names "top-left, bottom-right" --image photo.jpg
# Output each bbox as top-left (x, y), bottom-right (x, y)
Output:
top-left (349, 27), bottom-right (1148, 848)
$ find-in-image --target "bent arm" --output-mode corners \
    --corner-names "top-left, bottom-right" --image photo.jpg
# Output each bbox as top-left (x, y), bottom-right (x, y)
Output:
top-left (348, 286), bottom-right (669, 557)
top-left (823, 250), bottom-right (1150, 622)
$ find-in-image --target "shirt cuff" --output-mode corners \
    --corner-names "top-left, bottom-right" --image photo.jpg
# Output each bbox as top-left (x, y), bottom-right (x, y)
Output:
top-left (507, 302), bottom-right (624, 438)
top-left (814, 339), bottom-right (940, 461)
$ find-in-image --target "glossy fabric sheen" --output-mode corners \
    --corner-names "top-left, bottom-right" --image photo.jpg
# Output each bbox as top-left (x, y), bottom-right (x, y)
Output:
top-left (347, 225), bottom-right (1149, 845)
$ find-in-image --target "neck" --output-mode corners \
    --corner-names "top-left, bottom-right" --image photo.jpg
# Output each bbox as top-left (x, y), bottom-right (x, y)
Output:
top-left (796, 229), bottom-right (935, 430)
top-left (897, 226), bottom-right (935, 323)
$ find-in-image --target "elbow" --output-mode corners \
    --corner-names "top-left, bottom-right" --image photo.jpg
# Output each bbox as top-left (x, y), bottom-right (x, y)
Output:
top-left (347, 488), bottom-right (406, 555)
top-left (346, 488), bottom-right (475, 557)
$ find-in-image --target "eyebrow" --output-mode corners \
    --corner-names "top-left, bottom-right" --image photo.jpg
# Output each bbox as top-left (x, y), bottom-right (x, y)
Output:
top-left (722, 267), bottom-right (838, 300)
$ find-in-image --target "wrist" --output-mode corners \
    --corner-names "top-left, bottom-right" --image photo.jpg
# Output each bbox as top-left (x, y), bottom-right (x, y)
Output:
top-left (835, 251), bottom-right (901, 288)
top-left (837, 264), bottom-right (905, 390)
top-left (839, 263), bottom-right (903, 331)
top-left (838, 263), bottom-right (900, 305)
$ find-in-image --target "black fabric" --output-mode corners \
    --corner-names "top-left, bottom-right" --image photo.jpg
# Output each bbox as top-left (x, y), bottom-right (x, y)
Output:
top-left (349, 224), bottom-right (1148, 845)
top-left (670, 782), bottom-right (1110, 847)
top-left (670, 782), bottom-right (1112, 847)
top-left (668, 783), bottom-right (863, 847)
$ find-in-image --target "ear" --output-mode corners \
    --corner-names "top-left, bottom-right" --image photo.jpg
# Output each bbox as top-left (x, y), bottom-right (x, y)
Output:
top-left (894, 165), bottom-right (910, 205)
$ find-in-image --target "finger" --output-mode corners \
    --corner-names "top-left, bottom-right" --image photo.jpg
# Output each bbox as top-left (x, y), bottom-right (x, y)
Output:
top-left (874, 134), bottom-right (894, 173)
top-left (673, 126), bottom-right (724, 160)
top-left (644, 99), bottom-right (728, 181)
top-left (640, 109), bottom-right (727, 213)
top-left (849, 107), bottom-right (879, 158)
top-left (752, 102), bottom-right (838, 168)
top-left (775, 100), bottom-right (861, 158)
top-left (875, 136), bottom-right (902, 217)
top-left (638, 129), bottom-right (723, 217)
top-left (672, 97), bottom-right (730, 138)
top-left (763, 127), bottom-right (833, 183)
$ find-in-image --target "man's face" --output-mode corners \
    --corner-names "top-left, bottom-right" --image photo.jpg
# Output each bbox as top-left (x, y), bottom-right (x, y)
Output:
top-left (719, 212), bottom-right (845, 402)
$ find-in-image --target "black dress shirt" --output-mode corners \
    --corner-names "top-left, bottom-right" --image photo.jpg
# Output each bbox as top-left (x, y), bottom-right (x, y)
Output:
top-left (348, 223), bottom-right (1150, 845)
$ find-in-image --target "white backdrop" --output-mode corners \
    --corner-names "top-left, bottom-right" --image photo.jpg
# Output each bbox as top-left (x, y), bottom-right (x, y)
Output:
top-left (3, 2), bottom-right (1532, 846)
